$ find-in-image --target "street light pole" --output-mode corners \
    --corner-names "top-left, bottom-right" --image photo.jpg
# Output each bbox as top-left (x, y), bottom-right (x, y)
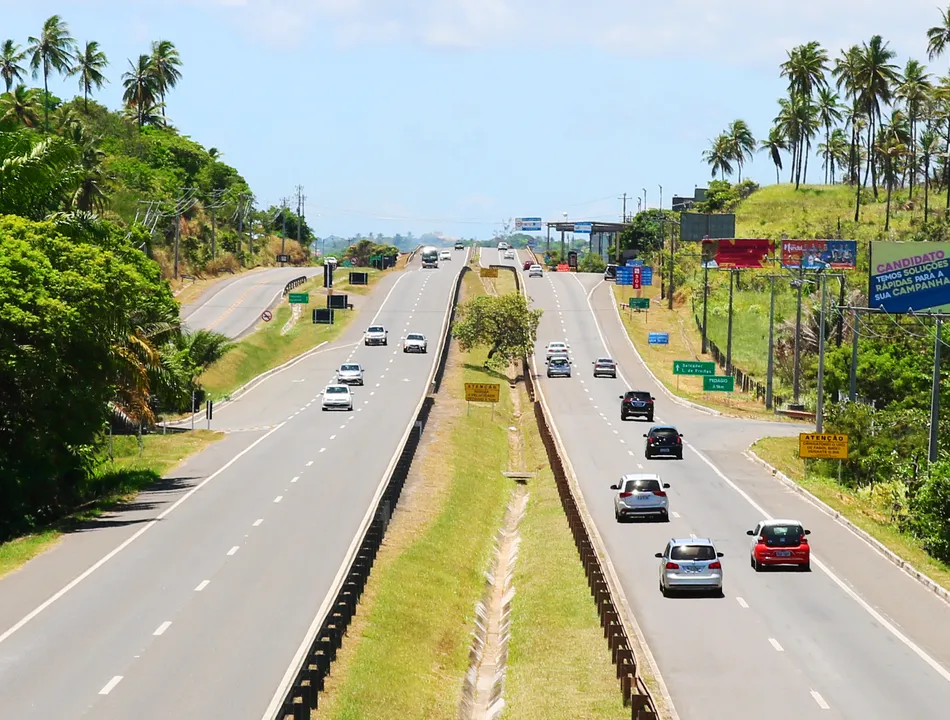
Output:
top-left (766, 274), bottom-right (776, 410)
top-left (667, 222), bottom-right (675, 310)
top-left (726, 269), bottom-right (735, 373)
top-left (702, 263), bottom-right (710, 354)
top-left (930, 316), bottom-right (944, 463)
top-left (816, 272), bottom-right (828, 432)
top-left (793, 265), bottom-right (804, 406)
top-left (659, 185), bottom-right (663, 211)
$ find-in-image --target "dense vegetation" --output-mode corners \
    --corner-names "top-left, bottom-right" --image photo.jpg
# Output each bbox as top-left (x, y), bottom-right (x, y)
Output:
top-left (0, 15), bottom-right (305, 539)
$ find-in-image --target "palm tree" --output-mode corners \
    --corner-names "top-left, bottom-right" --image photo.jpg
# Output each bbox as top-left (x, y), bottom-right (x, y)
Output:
top-left (70, 41), bottom-right (109, 113)
top-left (833, 45), bottom-right (863, 185)
top-left (759, 126), bottom-right (788, 184)
top-left (780, 41), bottom-right (829, 187)
top-left (149, 40), bottom-right (182, 122)
top-left (815, 87), bottom-right (843, 184)
top-left (0, 85), bottom-right (42, 128)
top-left (818, 128), bottom-right (849, 183)
top-left (1, 40), bottom-right (26, 92)
top-left (876, 133), bottom-right (906, 230)
top-left (854, 35), bottom-right (900, 199)
top-left (927, 6), bottom-right (950, 69)
top-left (919, 127), bottom-right (940, 221)
top-left (702, 134), bottom-right (734, 180)
top-left (725, 119), bottom-right (756, 181)
top-left (774, 97), bottom-right (801, 183)
top-left (896, 59), bottom-right (933, 198)
top-left (62, 121), bottom-right (108, 212)
top-left (0, 130), bottom-right (80, 219)
top-left (122, 54), bottom-right (159, 129)
top-left (26, 15), bottom-right (76, 133)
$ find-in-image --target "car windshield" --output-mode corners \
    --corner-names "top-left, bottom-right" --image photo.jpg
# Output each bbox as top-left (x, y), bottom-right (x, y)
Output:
top-left (625, 391), bottom-right (651, 401)
top-left (326, 386), bottom-right (348, 394)
top-left (651, 428), bottom-right (679, 438)
top-left (670, 545), bottom-right (716, 561)
top-left (761, 524), bottom-right (804, 545)
top-left (624, 479), bottom-right (660, 492)
top-left (340, 365), bottom-right (360, 372)
top-left (597, 358), bottom-right (614, 364)
top-left (407, 334), bottom-right (424, 340)
top-left (368, 326), bottom-right (384, 333)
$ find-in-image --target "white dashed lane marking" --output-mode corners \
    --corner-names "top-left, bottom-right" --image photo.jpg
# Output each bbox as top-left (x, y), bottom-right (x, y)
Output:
top-left (99, 676), bottom-right (123, 695)
top-left (736, 597), bottom-right (749, 608)
top-left (195, 580), bottom-right (210, 592)
top-left (153, 621), bottom-right (172, 636)
top-left (227, 546), bottom-right (240, 556)
top-left (769, 638), bottom-right (785, 652)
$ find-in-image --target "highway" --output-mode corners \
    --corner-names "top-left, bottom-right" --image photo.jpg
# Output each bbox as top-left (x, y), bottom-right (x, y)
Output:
top-left (511, 250), bottom-right (950, 720)
top-left (0, 248), bottom-right (468, 719)
top-left (181, 267), bottom-right (321, 339)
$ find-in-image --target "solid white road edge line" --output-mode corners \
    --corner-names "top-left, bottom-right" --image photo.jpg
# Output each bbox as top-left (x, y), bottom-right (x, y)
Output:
top-left (0, 422), bottom-right (287, 646)
top-left (259, 247), bottom-right (471, 720)
top-left (570, 270), bottom-right (950, 686)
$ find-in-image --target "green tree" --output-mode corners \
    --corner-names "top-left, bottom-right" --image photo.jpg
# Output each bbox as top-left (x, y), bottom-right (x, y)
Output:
top-left (453, 292), bottom-right (543, 370)
top-left (926, 5), bottom-right (950, 69)
top-left (759, 125), bottom-right (788, 184)
top-left (578, 252), bottom-right (606, 273)
top-left (896, 59), bottom-right (932, 198)
top-left (832, 45), bottom-right (863, 186)
top-left (0, 129), bottom-right (79, 218)
top-left (854, 35), bottom-right (900, 201)
top-left (27, 14), bottom-right (76, 133)
top-left (702, 133), bottom-right (734, 179)
top-left (780, 41), bottom-right (829, 187)
top-left (911, 460), bottom-right (950, 562)
top-left (122, 54), bottom-right (159, 129)
top-left (1, 40), bottom-right (27, 92)
top-left (815, 87), bottom-right (843, 184)
top-left (70, 40), bottom-right (109, 113)
top-left (0, 85), bottom-right (42, 128)
top-left (725, 119), bottom-right (755, 181)
top-left (149, 40), bottom-right (182, 122)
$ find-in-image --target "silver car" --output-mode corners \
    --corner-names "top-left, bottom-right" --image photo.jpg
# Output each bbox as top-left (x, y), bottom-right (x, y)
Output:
top-left (545, 341), bottom-right (569, 360)
top-left (546, 354), bottom-right (572, 378)
top-left (528, 264), bottom-right (543, 277)
top-left (611, 474), bottom-right (670, 521)
top-left (656, 538), bottom-right (724, 597)
top-left (321, 384), bottom-right (354, 411)
top-left (336, 363), bottom-right (364, 385)
top-left (404, 332), bottom-right (428, 353)
top-left (364, 325), bottom-right (388, 346)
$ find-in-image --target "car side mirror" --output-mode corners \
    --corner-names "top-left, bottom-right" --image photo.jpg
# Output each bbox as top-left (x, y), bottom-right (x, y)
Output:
top-left (651, 397), bottom-right (656, 401)
top-left (804, 529), bottom-right (812, 535)
top-left (654, 553), bottom-right (663, 559)
top-left (746, 530), bottom-right (755, 536)
top-left (679, 433), bottom-right (684, 437)
top-left (663, 483), bottom-right (670, 489)
top-left (717, 552), bottom-right (724, 557)
top-left (610, 483), bottom-right (620, 490)
top-left (642, 433), bottom-right (648, 438)
top-left (618, 395), bottom-right (624, 399)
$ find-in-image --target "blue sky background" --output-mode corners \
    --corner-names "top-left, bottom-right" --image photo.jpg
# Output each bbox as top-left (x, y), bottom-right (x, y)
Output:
top-left (2, 1), bottom-right (946, 239)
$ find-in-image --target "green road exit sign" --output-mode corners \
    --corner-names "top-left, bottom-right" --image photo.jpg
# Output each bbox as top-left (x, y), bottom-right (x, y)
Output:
top-left (288, 293), bottom-right (310, 304)
top-left (673, 360), bottom-right (716, 376)
top-left (628, 297), bottom-right (650, 309)
top-left (703, 375), bottom-right (735, 392)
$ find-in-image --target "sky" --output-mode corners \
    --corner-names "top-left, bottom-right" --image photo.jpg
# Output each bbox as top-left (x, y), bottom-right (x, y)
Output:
top-left (3, 1), bottom-right (949, 239)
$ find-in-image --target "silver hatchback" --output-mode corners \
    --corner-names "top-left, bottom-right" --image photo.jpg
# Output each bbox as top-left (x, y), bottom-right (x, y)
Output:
top-left (611, 474), bottom-right (670, 521)
top-left (656, 538), bottom-right (724, 597)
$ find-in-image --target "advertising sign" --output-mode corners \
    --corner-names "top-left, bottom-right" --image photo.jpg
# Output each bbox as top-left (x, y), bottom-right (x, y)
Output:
top-left (701, 239), bottom-right (774, 268)
top-left (515, 217), bottom-right (542, 232)
top-left (703, 375), bottom-right (735, 392)
top-left (869, 241), bottom-right (950, 314)
top-left (673, 360), bottom-right (716, 376)
top-left (799, 433), bottom-right (849, 460)
top-left (781, 240), bottom-right (857, 269)
top-left (465, 383), bottom-right (500, 403)
top-left (648, 332), bottom-right (670, 345)
top-left (573, 222), bottom-right (593, 234)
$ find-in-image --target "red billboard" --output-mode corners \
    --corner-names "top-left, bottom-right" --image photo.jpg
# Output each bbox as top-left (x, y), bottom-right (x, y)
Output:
top-left (701, 239), bottom-right (774, 268)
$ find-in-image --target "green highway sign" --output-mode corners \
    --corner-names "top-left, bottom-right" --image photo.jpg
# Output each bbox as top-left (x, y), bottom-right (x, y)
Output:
top-left (703, 375), bottom-right (735, 392)
top-left (288, 292), bottom-right (310, 304)
top-left (628, 297), bottom-right (650, 310)
top-left (673, 360), bottom-right (716, 376)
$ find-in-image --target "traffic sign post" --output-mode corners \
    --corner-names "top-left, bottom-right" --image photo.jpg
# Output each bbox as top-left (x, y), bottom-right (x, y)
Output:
top-left (648, 332), bottom-right (669, 345)
top-left (703, 375), bottom-right (735, 392)
top-left (464, 382), bottom-right (501, 420)
top-left (573, 222), bottom-right (592, 234)
top-left (633, 266), bottom-right (642, 289)
top-left (515, 218), bottom-right (542, 232)
top-left (628, 297), bottom-right (650, 310)
top-left (276, 254), bottom-right (290, 263)
top-left (288, 292), bottom-right (309, 304)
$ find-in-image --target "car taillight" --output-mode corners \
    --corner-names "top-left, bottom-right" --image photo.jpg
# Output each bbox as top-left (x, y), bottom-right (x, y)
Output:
top-left (799, 535), bottom-right (808, 544)
top-left (647, 438), bottom-right (655, 444)
top-left (619, 492), bottom-right (633, 498)
top-left (758, 536), bottom-right (766, 544)
top-left (652, 491), bottom-right (666, 497)
top-left (675, 437), bottom-right (682, 445)
top-left (708, 561), bottom-right (722, 570)
top-left (665, 562), bottom-right (679, 570)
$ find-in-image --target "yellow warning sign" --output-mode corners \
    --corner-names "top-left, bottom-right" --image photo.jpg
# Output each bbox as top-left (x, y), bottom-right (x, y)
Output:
top-left (799, 433), bottom-right (849, 460)
top-left (465, 383), bottom-right (500, 403)
top-left (480, 267), bottom-right (499, 278)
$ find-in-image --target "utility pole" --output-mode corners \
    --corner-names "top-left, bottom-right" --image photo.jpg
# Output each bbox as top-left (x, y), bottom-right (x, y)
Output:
top-left (210, 201), bottom-right (217, 260)
top-left (296, 184), bottom-right (304, 248)
top-left (816, 272), bottom-right (828, 432)
top-left (280, 196), bottom-right (289, 267)
top-left (792, 265), bottom-right (805, 407)
top-left (659, 185), bottom-right (663, 211)
top-left (642, 188), bottom-right (647, 211)
top-left (849, 308), bottom-right (860, 402)
top-left (667, 221), bottom-right (675, 310)
top-left (701, 263), bottom-right (710, 353)
top-left (766, 274), bottom-right (776, 410)
top-left (619, 193), bottom-right (629, 222)
top-left (726, 270), bottom-right (735, 373)
top-left (930, 316), bottom-right (944, 463)
top-left (173, 210), bottom-right (181, 280)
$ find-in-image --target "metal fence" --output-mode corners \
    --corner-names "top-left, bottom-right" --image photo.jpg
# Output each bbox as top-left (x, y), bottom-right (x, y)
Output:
top-left (283, 276), bottom-right (307, 295)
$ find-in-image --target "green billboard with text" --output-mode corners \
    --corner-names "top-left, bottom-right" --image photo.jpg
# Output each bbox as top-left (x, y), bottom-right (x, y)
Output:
top-left (673, 360), bottom-right (716, 376)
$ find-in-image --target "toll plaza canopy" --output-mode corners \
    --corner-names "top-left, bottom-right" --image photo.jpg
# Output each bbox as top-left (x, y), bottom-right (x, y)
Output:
top-left (542, 221), bottom-right (627, 261)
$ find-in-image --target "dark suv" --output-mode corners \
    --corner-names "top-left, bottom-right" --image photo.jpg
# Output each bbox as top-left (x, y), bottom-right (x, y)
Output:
top-left (620, 390), bottom-right (655, 421)
top-left (644, 426), bottom-right (684, 460)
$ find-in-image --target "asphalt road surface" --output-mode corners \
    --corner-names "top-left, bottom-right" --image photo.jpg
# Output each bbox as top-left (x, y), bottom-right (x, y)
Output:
top-left (181, 267), bottom-right (322, 339)
top-left (524, 265), bottom-right (950, 720)
top-left (0, 247), bottom-right (469, 719)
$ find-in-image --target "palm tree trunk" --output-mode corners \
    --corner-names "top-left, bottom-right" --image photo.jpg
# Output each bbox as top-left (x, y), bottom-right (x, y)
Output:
top-left (864, 119), bottom-right (873, 188)
top-left (885, 158), bottom-right (892, 231)
top-left (849, 121), bottom-right (858, 185)
top-left (84, 87), bottom-right (88, 113)
top-left (803, 141), bottom-right (810, 185)
top-left (870, 119), bottom-right (879, 199)
top-left (789, 142), bottom-right (797, 183)
top-left (909, 116), bottom-right (917, 199)
top-left (825, 124), bottom-right (831, 185)
top-left (775, 162), bottom-right (780, 184)
top-left (925, 160), bottom-right (930, 223)
top-left (42, 64), bottom-right (49, 134)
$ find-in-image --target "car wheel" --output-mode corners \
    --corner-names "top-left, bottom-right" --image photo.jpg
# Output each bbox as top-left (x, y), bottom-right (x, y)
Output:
top-left (322, 407), bottom-right (327, 412)
top-left (645, 451), bottom-right (652, 460)
top-left (661, 583), bottom-right (670, 598)
top-left (384, 340), bottom-right (388, 346)
top-left (752, 556), bottom-right (761, 571)
top-left (661, 511), bottom-right (669, 523)
top-left (348, 404), bottom-right (353, 411)
top-left (620, 414), bottom-right (627, 421)
top-left (403, 347), bottom-right (408, 353)
top-left (647, 414), bottom-right (654, 422)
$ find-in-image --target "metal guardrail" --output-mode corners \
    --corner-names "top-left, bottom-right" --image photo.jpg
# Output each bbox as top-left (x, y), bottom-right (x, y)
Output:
top-left (406, 244), bottom-right (424, 264)
top-left (494, 262), bottom-right (661, 719)
top-left (272, 262), bottom-right (470, 720)
top-left (283, 276), bottom-right (307, 296)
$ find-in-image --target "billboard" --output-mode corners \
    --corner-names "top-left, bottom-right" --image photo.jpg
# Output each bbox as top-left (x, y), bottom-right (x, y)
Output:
top-left (869, 241), bottom-right (950, 314)
top-left (515, 217), bottom-right (542, 232)
top-left (681, 212), bottom-right (736, 241)
top-left (701, 239), bottom-right (773, 268)
top-left (781, 240), bottom-right (857, 269)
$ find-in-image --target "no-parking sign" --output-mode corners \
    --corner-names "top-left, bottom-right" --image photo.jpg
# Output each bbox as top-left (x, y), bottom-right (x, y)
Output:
top-left (262, 310), bottom-right (273, 322)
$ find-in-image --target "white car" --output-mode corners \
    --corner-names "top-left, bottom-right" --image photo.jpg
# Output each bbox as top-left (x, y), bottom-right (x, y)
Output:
top-left (612, 474), bottom-right (670, 522)
top-left (439, 250), bottom-right (452, 261)
top-left (497, 241), bottom-right (509, 250)
top-left (656, 538), bottom-right (724, 597)
top-left (528, 264), bottom-right (543, 277)
top-left (404, 332), bottom-right (428, 353)
top-left (336, 363), bottom-right (364, 385)
top-left (545, 341), bottom-right (569, 360)
top-left (503, 249), bottom-right (515, 260)
top-left (322, 384), bottom-right (353, 411)
top-left (364, 325), bottom-right (388, 346)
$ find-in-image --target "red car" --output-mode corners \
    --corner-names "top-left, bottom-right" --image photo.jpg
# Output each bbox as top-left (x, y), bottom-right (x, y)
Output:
top-left (523, 259), bottom-right (533, 270)
top-left (748, 519), bottom-right (811, 571)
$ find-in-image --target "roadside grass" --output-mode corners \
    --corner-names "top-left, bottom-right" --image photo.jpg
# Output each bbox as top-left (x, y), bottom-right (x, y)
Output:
top-left (0, 430), bottom-right (221, 579)
top-left (751, 436), bottom-right (950, 592)
top-left (199, 267), bottom-right (383, 399)
top-left (609, 283), bottom-right (794, 420)
top-left (503, 381), bottom-right (631, 720)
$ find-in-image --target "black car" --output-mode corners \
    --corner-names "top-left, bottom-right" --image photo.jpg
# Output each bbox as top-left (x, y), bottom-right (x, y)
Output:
top-left (620, 390), bottom-right (654, 421)
top-left (604, 264), bottom-right (618, 280)
top-left (644, 426), bottom-right (683, 460)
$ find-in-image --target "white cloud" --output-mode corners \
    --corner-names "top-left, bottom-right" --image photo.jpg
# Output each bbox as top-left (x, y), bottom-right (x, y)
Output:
top-left (182, 0), bottom-right (947, 67)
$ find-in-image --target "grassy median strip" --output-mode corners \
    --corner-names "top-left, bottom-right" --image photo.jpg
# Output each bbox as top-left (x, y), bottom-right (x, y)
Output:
top-left (199, 267), bottom-right (383, 399)
top-left (0, 430), bottom-right (222, 578)
top-left (752, 436), bottom-right (950, 591)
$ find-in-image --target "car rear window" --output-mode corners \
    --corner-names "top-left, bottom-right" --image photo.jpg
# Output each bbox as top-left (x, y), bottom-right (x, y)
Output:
top-left (652, 428), bottom-right (679, 438)
top-left (625, 479), bottom-right (660, 492)
top-left (368, 326), bottom-right (384, 332)
top-left (762, 524), bottom-right (804, 544)
top-left (340, 364), bottom-right (360, 371)
top-left (407, 334), bottom-right (424, 340)
top-left (326, 386), bottom-right (348, 394)
top-left (551, 358), bottom-right (569, 366)
top-left (670, 545), bottom-right (716, 561)
top-left (625, 391), bottom-right (651, 401)
top-left (597, 358), bottom-right (614, 364)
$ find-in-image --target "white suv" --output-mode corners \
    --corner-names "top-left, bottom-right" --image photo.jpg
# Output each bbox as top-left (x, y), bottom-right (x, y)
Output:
top-left (322, 384), bottom-right (353, 411)
top-left (404, 332), bottom-right (428, 353)
top-left (364, 325), bottom-right (388, 346)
